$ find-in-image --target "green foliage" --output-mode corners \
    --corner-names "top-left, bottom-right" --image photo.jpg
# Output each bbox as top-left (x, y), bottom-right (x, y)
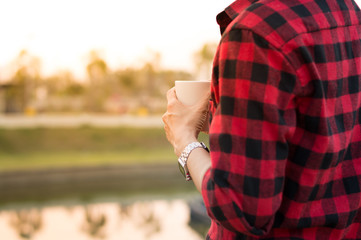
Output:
top-left (159, 70), bottom-right (193, 88)
top-left (2, 45), bottom-right (219, 114)
top-left (115, 68), bottom-right (140, 92)
top-left (0, 127), bottom-right (209, 171)
top-left (86, 50), bottom-right (108, 79)
top-left (63, 83), bottom-right (85, 96)
top-left (0, 127), bottom-right (169, 153)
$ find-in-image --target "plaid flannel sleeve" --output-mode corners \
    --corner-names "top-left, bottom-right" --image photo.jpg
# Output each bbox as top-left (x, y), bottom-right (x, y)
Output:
top-left (202, 27), bottom-right (298, 236)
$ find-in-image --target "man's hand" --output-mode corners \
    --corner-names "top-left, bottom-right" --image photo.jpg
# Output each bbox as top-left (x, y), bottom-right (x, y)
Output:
top-left (162, 87), bottom-right (210, 156)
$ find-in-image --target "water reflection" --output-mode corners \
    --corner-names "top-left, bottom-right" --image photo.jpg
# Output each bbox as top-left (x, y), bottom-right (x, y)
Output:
top-left (119, 202), bottom-right (161, 238)
top-left (9, 209), bottom-right (42, 239)
top-left (82, 206), bottom-right (107, 239)
top-left (0, 198), bottom-right (204, 240)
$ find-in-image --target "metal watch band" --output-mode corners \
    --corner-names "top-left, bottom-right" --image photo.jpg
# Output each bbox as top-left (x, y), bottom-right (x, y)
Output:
top-left (178, 142), bottom-right (209, 181)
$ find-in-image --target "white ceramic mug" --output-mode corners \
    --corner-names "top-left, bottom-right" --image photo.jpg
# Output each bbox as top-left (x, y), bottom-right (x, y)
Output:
top-left (175, 80), bottom-right (211, 106)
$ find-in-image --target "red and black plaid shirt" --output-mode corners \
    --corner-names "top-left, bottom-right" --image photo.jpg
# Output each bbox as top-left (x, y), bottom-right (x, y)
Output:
top-left (201, 0), bottom-right (361, 239)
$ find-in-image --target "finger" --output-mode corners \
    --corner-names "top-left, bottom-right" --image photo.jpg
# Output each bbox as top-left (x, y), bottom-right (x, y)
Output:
top-left (166, 87), bottom-right (176, 101)
top-left (161, 113), bottom-right (167, 124)
top-left (164, 125), bottom-right (173, 144)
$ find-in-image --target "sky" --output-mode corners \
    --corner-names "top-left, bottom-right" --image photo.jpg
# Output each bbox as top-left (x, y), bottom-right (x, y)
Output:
top-left (0, 0), bottom-right (360, 80)
top-left (0, 0), bottom-right (234, 80)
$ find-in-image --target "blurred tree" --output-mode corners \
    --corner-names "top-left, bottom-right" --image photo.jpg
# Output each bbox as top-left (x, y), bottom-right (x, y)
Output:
top-left (10, 50), bottom-right (42, 113)
top-left (87, 50), bottom-right (108, 81)
top-left (141, 49), bottom-right (162, 72)
top-left (139, 50), bottom-right (162, 98)
top-left (193, 43), bottom-right (217, 80)
top-left (114, 68), bottom-right (140, 96)
top-left (86, 50), bottom-right (110, 112)
top-left (63, 82), bottom-right (85, 96)
top-left (41, 71), bottom-right (86, 112)
top-left (142, 62), bottom-right (157, 96)
top-left (113, 51), bottom-right (164, 114)
top-left (45, 71), bottom-right (76, 96)
top-left (159, 70), bottom-right (193, 89)
top-left (1, 48), bottom-right (198, 114)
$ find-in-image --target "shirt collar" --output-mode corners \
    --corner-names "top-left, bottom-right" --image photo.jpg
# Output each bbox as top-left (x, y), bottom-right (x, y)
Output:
top-left (216, 0), bottom-right (259, 34)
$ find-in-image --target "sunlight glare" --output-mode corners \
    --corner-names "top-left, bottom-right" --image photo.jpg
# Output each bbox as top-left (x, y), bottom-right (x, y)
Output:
top-left (0, 0), bottom-right (228, 79)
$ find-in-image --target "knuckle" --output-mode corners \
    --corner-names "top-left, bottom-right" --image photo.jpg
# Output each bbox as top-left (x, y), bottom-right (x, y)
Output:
top-left (168, 99), bottom-right (175, 108)
top-left (161, 113), bottom-right (167, 122)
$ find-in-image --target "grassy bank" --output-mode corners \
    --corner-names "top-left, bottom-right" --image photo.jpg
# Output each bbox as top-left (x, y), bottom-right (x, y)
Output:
top-left (0, 127), bottom-right (208, 171)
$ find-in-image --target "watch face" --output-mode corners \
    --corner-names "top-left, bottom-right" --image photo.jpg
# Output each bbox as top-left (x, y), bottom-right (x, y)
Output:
top-left (178, 162), bottom-right (186, 178)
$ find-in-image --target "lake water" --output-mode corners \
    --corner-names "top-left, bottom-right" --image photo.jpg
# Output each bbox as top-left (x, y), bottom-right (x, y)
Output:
top-left (0, 194), bottom-right (208, 240)
top-left (0, 165), bottom-right (211, 239)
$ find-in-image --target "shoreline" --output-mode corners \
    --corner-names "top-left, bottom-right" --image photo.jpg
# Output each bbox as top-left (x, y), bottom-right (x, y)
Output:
top-left (0, 163), bottom-right (195, 204)
top-left (0, 114), bottom-right (164, 128)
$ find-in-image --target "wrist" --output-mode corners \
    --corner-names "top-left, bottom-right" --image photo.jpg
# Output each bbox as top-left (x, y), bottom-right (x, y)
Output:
top-left (175, 136), bottom-right (198, 157)
top-left (177, 141), bottom-right (209, 181)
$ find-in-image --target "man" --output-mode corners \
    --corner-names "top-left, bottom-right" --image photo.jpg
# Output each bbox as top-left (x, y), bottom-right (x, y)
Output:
top-left (162, 0), bottom-right (361, 239)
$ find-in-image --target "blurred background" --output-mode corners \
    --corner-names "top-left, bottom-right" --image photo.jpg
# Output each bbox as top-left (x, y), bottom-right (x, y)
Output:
top-left (1, 0), bottom-right (360, 239)
top-left (0, 0), bottom-right (232, 239)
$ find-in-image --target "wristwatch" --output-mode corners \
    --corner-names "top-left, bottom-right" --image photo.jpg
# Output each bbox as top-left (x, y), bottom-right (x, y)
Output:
top-left (178, 142), bottom-right (209, 181)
